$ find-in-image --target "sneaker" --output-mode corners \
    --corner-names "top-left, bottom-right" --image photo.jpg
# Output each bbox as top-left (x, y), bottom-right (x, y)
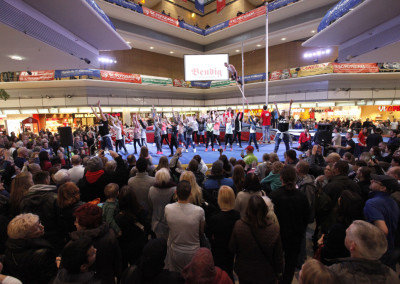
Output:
top-left (156, 151), bottom-right (162, 154)
top-left (153, 143), bottom-right (156, 147)
top-left (212, 148), bottom-right (215, 152)
top-left (185, 149), bottom-right (188, 152)
top-left (237, 143), bottom-right (239, 146)
top-left (230, 148), bottom-right (233, 151)
top-left (205, 148), bottom-right (208, 152)
top-left (257, 149), bottom-right (259, 152)
top-left (193, 149), bottom-right (196, 153)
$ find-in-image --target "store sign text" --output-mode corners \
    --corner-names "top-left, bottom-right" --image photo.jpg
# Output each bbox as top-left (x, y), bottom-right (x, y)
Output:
top-left (379, 106), bottom-right (400, 112)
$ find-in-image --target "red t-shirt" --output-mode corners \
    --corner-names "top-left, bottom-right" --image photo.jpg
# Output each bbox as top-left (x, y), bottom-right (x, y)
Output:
top-left (261, 110), bottom-right (271, 126)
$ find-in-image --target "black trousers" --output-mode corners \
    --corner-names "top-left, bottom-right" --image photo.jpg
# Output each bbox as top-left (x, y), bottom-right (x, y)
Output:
top-left (170, 137), bottom-right (178, 155)
top-left (206, 131), bottom-right (214, 149)
top-left (161, 134), bottom-right (170, 146)
top-left (233, 130), bottom-right (242, 146)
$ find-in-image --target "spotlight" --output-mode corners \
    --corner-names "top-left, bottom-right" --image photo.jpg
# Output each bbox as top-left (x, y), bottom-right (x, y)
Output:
top-left (27, 70), bottom-right (32, 75)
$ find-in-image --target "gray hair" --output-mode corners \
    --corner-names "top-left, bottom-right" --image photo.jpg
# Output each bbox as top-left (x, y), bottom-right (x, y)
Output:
top-left (53, 169), bottom-right (71, 185)
top-left (347, 220), bottom-right (387, 260)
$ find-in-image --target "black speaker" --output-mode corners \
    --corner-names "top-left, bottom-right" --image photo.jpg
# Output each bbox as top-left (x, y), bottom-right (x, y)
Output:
top-left (314, 124), bottom-right (333, 145)
top-left (58, 127), bottom-right (73, 147)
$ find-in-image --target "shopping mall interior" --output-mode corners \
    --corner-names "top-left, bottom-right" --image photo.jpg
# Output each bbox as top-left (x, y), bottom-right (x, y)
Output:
top-left (0, 0), bottom-right (399, 133)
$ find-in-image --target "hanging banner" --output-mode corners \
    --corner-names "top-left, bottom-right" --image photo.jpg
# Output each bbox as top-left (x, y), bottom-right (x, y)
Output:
top-left (269, 70), bottom-right (283, 81)
top-left (54, 69), bottom-right (101, 79)
top-left (120, 1), bottom-right (143, 13)
top-left (332, 63), bottom-right (379, 73)
top-left (298, 63), bottom-right (333, 77)
top-left (142, 7), bottom-right (179, 26)
top-left (191, 81), bottom-right (211, 88)
top-left (141, 75), bottom-right (172, 86)
top-left (179, 22), bottom-right (204, 35)
top-left (228, 6), bottom-right (265, 27)
top-left (204, 20), bottom-right (229, 35)
top-left (85, 0), bottom-right (116, 29)
top-left (378, 63), bottom-right (400, 72)
top-left (195, 0), bottom-right (204, 13)
top-left (211, 80), bottom-right (231, 88)
top-left (217, 0), bottom-right (226, 13)
top-left (240, 73), bottom-right (266, 83)
top-left (268, 0), bottom-right (298, 11)
top-left (19, 70), bottom-right (55, 81)
top-left (100, 71), bottom-right (142, 83)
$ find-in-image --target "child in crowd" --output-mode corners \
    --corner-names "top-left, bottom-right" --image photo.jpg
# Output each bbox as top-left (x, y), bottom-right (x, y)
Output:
top-left (102, 183), bottom-right (121, 236)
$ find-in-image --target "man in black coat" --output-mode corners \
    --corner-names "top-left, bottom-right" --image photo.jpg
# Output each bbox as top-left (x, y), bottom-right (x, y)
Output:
top-left (366, 128), bottom-right (383, 152)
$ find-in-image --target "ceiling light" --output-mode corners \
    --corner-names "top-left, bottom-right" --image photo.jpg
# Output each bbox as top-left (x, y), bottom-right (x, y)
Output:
top-left (21, 109), bottom-right (38, 114)
top-left (256, 44), bottom-right (262, 47)
top-left (50, 108), bottom-right (58, 113)
top-left (9, 55), bottom-right (23, 60)
top-left (235, 50), bottom-right (240, 52)
top-left (191, 13), bottom-right (195, 18)
top-left (38, 109), bottom-right (49, 114)
top-left (149, 46), bottom-right (154, 49)
top-left (126, 41), bottom-right (131, 44)
top-left (375, 100), bottom-right (392, 105)
top-left (98, 57), bottom-right (116, 64)
top-left (317, 102), bottom-right (335, 107)
top-left (326, 49), bottom-right (331, 54)
top-left (311, 30), bottom-right (316, 33)
top-left (3, 109), bottom-right (20, 115)
top-left (169, 51), bottom-right (174, 54)
top-left (59, 108), bottom-right (78, 113)
top-left (281, 37), bottom-right (286, 41)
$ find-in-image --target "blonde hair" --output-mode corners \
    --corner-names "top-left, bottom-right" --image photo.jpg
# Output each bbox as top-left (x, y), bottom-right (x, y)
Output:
top-left (8, 213), bottom-right (39, 239)
top-left (180, 171), bottom-right (202, 205)
top-left (155, 168), bottom-right (171, 184)
top-left (300, 259), bottom-right (338, 284)
top-left (272, 161), bottom-right (284, 174)
top-left (218, 186), bottom-right (235, 211)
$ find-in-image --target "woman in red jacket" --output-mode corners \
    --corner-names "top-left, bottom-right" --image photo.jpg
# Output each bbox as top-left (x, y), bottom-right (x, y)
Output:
top-left (358, 127), bottom-right (368, 155)
top-left (298, 127), bottom-right (312, 152)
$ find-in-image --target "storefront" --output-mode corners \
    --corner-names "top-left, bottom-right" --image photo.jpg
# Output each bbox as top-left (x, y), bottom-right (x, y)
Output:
top-left (361, 105), bottom-right (400, 122)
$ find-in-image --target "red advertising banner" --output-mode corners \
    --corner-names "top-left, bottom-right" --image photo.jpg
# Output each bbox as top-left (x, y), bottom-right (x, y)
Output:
top-left (142, 7), bottom-right (179, 27)
top-left (19, 70), bottom-right (55, 81)
top-left (173, 79), bottom-right (183, 87)
top-left (228, 6), bottom-right (265, 27)
top-left (332, 63), bottom-right (379, 73)
top-left (100, 71), bottom-right (142, 84)
top-left (217, 0), bottom-right (226, 13)
top-left (269, 70), bottom-right (282, 81)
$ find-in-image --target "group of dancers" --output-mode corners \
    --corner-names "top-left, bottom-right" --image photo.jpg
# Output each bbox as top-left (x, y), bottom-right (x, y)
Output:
top-left (91, 99), bottom-right (294, 156)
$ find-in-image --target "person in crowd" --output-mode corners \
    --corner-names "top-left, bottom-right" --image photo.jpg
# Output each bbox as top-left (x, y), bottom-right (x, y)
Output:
top-left (369, 145), bottom-right (384, 161)
top-left (284, 149), bottom-right (298, 166)
top-left (328, 220), bottom-right (399, 284)
top-left (68, 155), bottom-right (85, 183)
top-left (355, 166), bottom-right (372, 201)
top-left (274, 99), bottom-right (293, 153)
top-left (364, 174), bottom-right (399, 269)
top-left (14, 147), bottom-right (28, 169)
top-left (317, 190), bottom-right (364, 265)
top-left (148, 168), bottom-right (176, 239)
top-left (139, 146), bottom-right (155, 175)
top-left (366, 128), bottom-right (383, 152)
top-left (232, 164), bottom-right (245, 193)
top-left (193, 154), bottom-right (208, 175)
top-left (270, 165), bottom-right (309, 284)
top-left (120, 238), bottom-right (184, 284)
top-left (165, 181), bottom-right (205, 272)
top-left (235, 173), bottom-right (265, 217)
top-left (209, 186), bottom-right (240, 280)
top-left (203, 161), bottom-right (235, 206)
top-left (260, 161), bottom-right (283, 193)
top-left (219, 155), bottom-right (233, 178)
top-left (91, 101), bottom-right (113, 151)
top-left (39, 150), bottom-right (52, 171)
top-left (128, 157), bottom-right (155, 212)
top-left (127, 154), bottom-right (137, 173)
top-left (53, 237), bottom-right (100, 284)
top-left (254, 153), bottom-right (270, 181)
top-left (181, 248), bottom-right (233, 284)
top-left (387, 129), bottom-right (400, 146)
top-left (3, 213), bottom-right (57, 284)
top-left (57, 182), bottom-right (84, 242)
top-left (71, 203), bottom-right (121, 283)
top-left (332, 127), bottom-right (342, 153)
top-left (230, 195), bottom-right (283, 284)
top-left (9, 171), bottom-right (33, 217)
top-left (187, 159), bottom-right (205, 187)
top-left (358, 127), bottom-right (368, 154)
top-left (115, 185), bottom-right (150, 270)
top-left (334, 132), bottom-right (355, 155)
top-left (299, 259), bottom-right (338, 284)
top-left (155, 156), bottom-right (169, 172)
top-left (240, 145), bottom-right (258, 168)
top-left (295, 161), bottom-right (316, 224)
top-left (102, 183), bottom-right (121, 236)
top-left (298, 127), bottom-right (312, 152)
top-left (260, 105), bottom-right (271, 144)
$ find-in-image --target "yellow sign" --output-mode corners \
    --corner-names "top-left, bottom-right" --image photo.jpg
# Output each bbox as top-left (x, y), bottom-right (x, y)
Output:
top-left (298, 62), bottom-right (333, 77)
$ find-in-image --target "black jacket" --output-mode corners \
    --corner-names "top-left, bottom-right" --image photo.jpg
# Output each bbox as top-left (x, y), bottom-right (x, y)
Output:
top-left (70, 224), bottom-right (122, 284)
top-left (323, 175), bottom-right (361, 207)
top-left (4, 237), bottom-right (57, 284)
top-left (52, 269), bottom-right (102, 284)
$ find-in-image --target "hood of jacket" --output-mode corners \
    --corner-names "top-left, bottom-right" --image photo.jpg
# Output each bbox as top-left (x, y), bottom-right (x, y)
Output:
top-left (69, 223), bottom-right (109, 241)
top-left (28, 184), bottom-right (57, 193)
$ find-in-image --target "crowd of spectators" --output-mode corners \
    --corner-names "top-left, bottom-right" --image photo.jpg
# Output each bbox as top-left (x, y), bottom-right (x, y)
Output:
top-left (0, 118), bottom-right (399, 283)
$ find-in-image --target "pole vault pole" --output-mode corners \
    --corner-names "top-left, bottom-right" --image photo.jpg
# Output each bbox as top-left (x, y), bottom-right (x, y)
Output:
top-left (241, 41), bottom-right (245, 112)
top-left (265, 2), bottom-right (269, 105)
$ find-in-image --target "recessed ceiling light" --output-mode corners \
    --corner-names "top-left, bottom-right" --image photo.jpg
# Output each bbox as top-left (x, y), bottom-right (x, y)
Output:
top-left (149, 46), bottom-right (154, 49)
top-left (235, 50), bottom-right (240, 52)
top-left (281, 37), bottom-right (286, 41)
top-left (256, 44), bottom-right (262, 47)
top-left (311, 30), bottom-right (316, 33)
top-left (9, 55), bottom-right (23, 60)
top-left (169, 51), bottom-right (174, 54)
top-left (126, 41), bottom-right (131, 44)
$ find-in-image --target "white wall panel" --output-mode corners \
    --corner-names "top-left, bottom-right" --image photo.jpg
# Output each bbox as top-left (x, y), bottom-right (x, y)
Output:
top-left (19, 98), bottom-right (43, 107)
top-left (158, 98), bottom-right (172, 106)
top-left (108, 97), bottom-right (127, 105)
top-left (214, 99), bottom-right (227, 105)
top-left (127, 97), bottom-right (144, 106)
top-left (350, 90), bottom-right (373, 99)
top-left (0, 99), bottom-right (20, 107)
top-left (42, 97), bottom-right (66, 107)
top-left (184, 100), bottom-right (195, 106)
top-left (328, 90), bottom-right (349, 100)
top-left (306, 91), bottom-right (328, 101)
top-left (373, 90), bottom-right (395, 98)
top-left (287, 93), bottom-right (306, 101)
top-left (205, 100), bottom-right (215, 106)
top-left (66, 97), bottom-right (87, 106)
top-left (142, 98), bottom-right (158, 106)
top-left (87, 97), bottom-right (108, 105)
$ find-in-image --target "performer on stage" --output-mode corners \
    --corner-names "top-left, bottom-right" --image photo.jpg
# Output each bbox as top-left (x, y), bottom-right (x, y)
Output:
top-left (91, 101), bottom-right (113, 151)
top-left (212, 112), bottom-right (222, 149)
top-left (196, 116), bottom-right (206, 146)
top-left (169, 110), bottom-right (179, 157)
top-left (224, 117), bottom-right (234, 151)
top-left (260, 105), bottom-right (271, 144)
top-left (185, 120), bottom-right (196, 153)
top-left (224, 62), bottom-right (242, 86)
top-left (160, 117), bottom-right (170, 149)
top-left (138, 113), bottom-right (148, 147)
top-left (233, 111), bottom-right (243, 147)
top-left (152, 105), bottom-right (163, 154)
top-left (205, 118), bottom-right (214, 152)
top-left (274, 99), bottom-right (293, 153)
top-left (110, 118), bottom-right (127, 155)
top-left (132, 114), bottom-right (142, 154)
top-left (248, 113), bottom-right (259, 152)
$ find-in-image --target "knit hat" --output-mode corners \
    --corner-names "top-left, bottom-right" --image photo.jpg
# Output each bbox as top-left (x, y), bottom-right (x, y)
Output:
top-left (245, 145), bottom-right (254, 152)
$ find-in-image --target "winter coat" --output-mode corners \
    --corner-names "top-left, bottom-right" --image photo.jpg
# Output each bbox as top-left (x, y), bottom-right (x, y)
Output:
top-left (127, 172), bottom-right (155, 212)
top-left (328, 258), bottom-right (400, 284)
top-left (229, 218), bottom-right (283, 284)
top-left (323, 175), bottom-right (361, 208)
top-left (77, 170), bottom-right (110, 202)
top-left (297, 174), bottom-right (316, 223)
top-left (70, 224), bottom-right (122, 284)
top-left (3, 237), bottom-right (57, 284)
top-left (260, 172), bottom-right (282, 192)
top-left (52, 269), bottom-right (102, 284)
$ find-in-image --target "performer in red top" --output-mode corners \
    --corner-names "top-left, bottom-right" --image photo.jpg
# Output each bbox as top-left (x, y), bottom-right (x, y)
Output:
top-left (260, 105), bottom-right (271, 144)
top-left (358, 127), bottom-right (368, 155)
top-left (298, 127), bottom-right (312, 151)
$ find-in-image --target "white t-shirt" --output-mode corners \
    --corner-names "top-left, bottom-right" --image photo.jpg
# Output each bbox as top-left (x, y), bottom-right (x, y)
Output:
top-left (111, 125), bottom-right (122, 140)
top-left (165, 202), bottom-right (205, 253)
top-left (391, 121), bottom-right (398, 130)
top-left (68, 165), bottom-right (85, 184)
